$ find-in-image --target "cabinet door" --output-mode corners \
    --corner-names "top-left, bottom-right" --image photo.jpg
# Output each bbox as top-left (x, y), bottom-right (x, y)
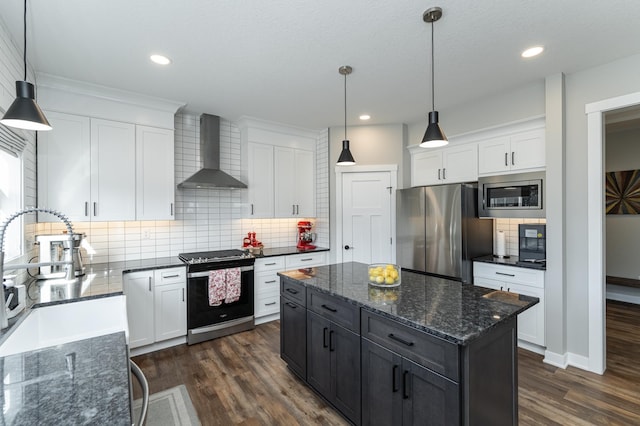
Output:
top-left (280, 298), bottom-right (307, 378)
top-left (136, 126), bottom-right (175, 220)
top-left (412, 150), bottom-right (443, 186)
top-left (510, 129), bottom-right (545, 171)
top-left (473, 276), bottom-right (504, 291)
top-left (294, 149), bottom-right (315, 217)
top-left (402, 358), bottom-right (460, 426)
top-left (331, 323), bottom-right (361, 425)
top-left (442, 144), bottom-right (478, 183)
top-left (154, 282), bottom-right (187, 341)
top-left (37, 111), bottom-right (91, 222)
top-left (274, 146), bottom-right (297, 217)
top-left (509, 283), bottom-right (545, 346)
top-left (306, 311), bottom-right (332, 398)
top-left (124, 271), bottom-right (155, 348)
top-left (90, 118), bottom-right (136, 220)
top-left (361, 339), bottom-right (403, 426)
top-left (478, 136), bottom-right (510, 175)
top-left (247, 143), bottom-right (275, 217)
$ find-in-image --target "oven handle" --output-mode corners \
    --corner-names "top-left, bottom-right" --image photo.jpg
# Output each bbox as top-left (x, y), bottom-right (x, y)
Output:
top-left (187, 265), bottom-right (254, 278)
top-left (189, 316), bottom-right (254, 334)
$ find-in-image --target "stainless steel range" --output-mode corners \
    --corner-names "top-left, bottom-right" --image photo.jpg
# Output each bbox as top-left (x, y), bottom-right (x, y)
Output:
top-left (179, 249), bottom-right (255, 345)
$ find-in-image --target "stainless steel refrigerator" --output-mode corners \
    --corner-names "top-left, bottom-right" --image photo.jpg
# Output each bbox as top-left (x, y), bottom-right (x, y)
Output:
top-left (396, 183), bottom-right (493, 283)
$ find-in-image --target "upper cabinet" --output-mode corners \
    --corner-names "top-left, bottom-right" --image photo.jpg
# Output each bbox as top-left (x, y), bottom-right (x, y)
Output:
top-left (239, 117), bottom-right (318, 218)
top-left (35, 74), bottom-right (183, 222)
top-left (478, 128), bottom-right (545, 175)
top-left (411, 143), bottom-right (478, 186)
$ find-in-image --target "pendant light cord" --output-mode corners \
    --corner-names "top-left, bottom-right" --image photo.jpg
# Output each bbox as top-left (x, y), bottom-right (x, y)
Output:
top-left (431, 19), bottom-right (435, 112)
top-left (344, 71), bottom-right (347, 140)
top-left (23, 0), bottom-right (27, 81)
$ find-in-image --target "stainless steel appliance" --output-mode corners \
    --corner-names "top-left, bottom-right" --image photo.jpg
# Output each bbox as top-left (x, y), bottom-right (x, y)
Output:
top-left (179, 249), bottom-right (255, 345)
top-left (397, 183), bottom-right (493, 283)
top-left (478, 171), bottom-right (545, 218)
top-left (35, 233), bottom-right (86, 279)
top-left (518, 224), bottom-right (546, 265)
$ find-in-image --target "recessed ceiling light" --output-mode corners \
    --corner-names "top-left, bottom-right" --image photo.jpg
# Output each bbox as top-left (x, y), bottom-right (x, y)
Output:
top-left (359, 115), bottom-right (371, 120)
top-left (521, 46), bottom-right (544, 58)
top-left (150, 54), bottom-right (172, 65)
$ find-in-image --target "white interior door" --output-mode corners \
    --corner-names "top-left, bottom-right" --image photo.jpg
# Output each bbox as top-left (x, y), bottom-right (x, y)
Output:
top-left (341, 171), bottom-right (393, 264)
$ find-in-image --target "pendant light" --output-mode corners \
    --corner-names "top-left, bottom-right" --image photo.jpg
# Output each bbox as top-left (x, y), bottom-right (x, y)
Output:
top-left (0, 0), bottom-right (51, 131)
top-left (420, 7), bottom-right (447, 148)
top-left (336, 65), bottom-right (355, 166)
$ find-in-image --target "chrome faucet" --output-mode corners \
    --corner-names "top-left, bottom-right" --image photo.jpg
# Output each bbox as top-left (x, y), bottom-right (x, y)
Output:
top-left (0, 207), bottom-right (77, 329)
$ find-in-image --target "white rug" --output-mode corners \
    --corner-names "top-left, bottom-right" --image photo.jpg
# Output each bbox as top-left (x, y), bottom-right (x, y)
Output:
top-left (133, 384), bottom-right (201, 426)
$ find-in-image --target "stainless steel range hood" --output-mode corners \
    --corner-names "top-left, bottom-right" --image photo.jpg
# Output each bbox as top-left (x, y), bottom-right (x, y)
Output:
top-left (177, 114), bottom-right (247, 189)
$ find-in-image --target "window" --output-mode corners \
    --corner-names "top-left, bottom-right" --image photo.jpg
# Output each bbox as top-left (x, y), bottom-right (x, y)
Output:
top-left (0, 144), bottom-right (23, 261)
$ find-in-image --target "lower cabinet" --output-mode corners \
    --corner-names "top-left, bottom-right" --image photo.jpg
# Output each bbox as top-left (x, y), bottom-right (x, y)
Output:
top-left (280, 285), bottom-right (307, 378)
top-left (362, 338), bottom-right (459, 426)
top-left (307, 311), bottom-right (361, 424)
top-left (124, 266), bottom-right (187, 349)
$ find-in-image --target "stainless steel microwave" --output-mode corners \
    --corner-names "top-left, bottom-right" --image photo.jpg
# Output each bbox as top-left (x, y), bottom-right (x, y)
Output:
top-left (478, 171), bottom-right (545, 218)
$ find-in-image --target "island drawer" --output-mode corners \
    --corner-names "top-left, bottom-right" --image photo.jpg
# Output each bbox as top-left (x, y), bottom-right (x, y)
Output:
top-left (307, 289), bottom-right (359, 333)
top-left (281, 278), bottom-right (306, 306)
top-left (361, 309), bottom-right (460, 381)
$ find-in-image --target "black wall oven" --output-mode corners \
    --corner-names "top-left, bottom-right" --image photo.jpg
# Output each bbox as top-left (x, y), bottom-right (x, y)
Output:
top-left (179, 250), bottom-right (255, 345)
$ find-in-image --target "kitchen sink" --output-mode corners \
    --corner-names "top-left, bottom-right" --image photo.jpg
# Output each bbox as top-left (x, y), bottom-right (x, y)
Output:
top-left (0, 295), bottom-right (128, 357)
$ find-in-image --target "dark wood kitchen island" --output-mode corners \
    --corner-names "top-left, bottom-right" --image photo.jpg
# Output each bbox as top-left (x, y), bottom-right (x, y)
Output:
top-left (278, 262), bottom-right (538, 426)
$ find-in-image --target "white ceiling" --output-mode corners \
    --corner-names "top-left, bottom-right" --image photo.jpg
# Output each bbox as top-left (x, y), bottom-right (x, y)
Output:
top-left (2, 0), bottom-right (640, 130)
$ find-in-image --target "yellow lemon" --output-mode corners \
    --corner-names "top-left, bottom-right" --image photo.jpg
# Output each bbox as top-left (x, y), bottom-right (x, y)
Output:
top-left (375, 276), bottom-right (385, 284)
top-left (386, 264), bottom-right (394, 270)
top-left (385, 277), bottom-right (395, 285)
top-left (369, 275), bottom-right (376, 282)
top-left (390, 270), bottom-right (398, 280)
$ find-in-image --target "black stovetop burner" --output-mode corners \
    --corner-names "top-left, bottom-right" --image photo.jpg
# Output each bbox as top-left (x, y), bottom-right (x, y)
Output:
top-left (179, 249), bottom-right (253, 264)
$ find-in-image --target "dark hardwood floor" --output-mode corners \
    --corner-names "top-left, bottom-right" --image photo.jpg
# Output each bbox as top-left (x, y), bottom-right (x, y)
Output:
top-left (133, 300), bottom-right (640, 425)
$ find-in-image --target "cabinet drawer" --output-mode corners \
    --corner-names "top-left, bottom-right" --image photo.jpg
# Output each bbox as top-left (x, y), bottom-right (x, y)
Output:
top-left (154, 267), bottom-right (186, 286)
top-left (307, 289), bottom-right (359, 333)
top-left (281, 277), bottom-right (306, 306)
top-left (285, 252), bottom-right (327, 269)
top-left (361, 309), bottom-right (459, 381)
top-left (473, 262), bottom-right (544, 288)
top-left (256, 290), bottom-right (280, 317)
top-left (255, 272), bottom-right (280, 293)
top-left (255, 256), bottom-right (286, 272)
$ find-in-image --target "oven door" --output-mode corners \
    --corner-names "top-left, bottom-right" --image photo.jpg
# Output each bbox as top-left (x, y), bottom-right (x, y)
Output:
top-left (186, 266), bottom-right (254, 330)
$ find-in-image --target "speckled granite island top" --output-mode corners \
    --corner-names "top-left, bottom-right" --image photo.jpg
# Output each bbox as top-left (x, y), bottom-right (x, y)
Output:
top-left (0, 332), bottom-right (131, 425)
top-left (278, 262), bottom-right (539, 345)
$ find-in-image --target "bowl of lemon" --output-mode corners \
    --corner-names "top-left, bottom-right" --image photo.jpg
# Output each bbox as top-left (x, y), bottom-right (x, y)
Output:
top-left (368, 263), bottom-right (401, 287)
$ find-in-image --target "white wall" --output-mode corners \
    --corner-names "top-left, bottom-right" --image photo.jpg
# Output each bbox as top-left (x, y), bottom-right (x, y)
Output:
top-left (605, 127), bottom-right (640, 279)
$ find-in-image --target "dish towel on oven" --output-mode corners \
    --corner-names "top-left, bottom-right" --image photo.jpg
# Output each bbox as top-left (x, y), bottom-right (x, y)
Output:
top-left (208, 268), bottom-right (242, 306)
top-left (224, 267), bottom-right (242, 304)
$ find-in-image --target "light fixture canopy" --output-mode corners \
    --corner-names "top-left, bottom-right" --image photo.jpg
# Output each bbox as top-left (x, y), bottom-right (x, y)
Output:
top-left (337, 65), bottom-right (356, 166)
top-left (420, 6), bottom-right (447, 148)
top-left (0, 0), bottom-right (51, 131)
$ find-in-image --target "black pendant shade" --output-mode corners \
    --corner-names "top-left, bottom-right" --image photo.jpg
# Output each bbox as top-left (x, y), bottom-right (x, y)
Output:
top-left (1, 81), bottom-right (51, 131)
top-left (0, 0), bottom-right (51, 132)
top-left (337, 139), bottom-right (355, 165)
top-left (420, 111), bottom-right (447, 148)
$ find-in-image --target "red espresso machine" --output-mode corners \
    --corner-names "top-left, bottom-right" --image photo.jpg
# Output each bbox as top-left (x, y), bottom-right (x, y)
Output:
top-left (296, 221), bottom-right (316, 250)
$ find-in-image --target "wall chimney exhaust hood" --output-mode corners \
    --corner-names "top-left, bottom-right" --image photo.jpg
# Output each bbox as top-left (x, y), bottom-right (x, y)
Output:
top-left (177, 114), bottom-right (247, 189)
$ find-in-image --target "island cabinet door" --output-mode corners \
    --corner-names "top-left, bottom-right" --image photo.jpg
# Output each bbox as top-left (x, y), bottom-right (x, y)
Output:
top-left (307, 311), bottom-right (332, 398)
top-left (331, 323), bottom-right (361, 425)
top-left (280, 298), bottom-right (306, 379)
top-left (362, 339), bottom-right (403, 426)
top-left (402, 358), bottom-right (460, 426)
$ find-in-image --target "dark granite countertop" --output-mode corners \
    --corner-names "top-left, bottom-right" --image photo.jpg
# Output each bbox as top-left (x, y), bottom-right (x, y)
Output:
top-left (473, 254), bottom-right (546, 271)
top-left (253, 246), bottom-right (329, 258)
top-left (278, 262), bottom-right (538, 345)
top-left (0, 331), bottom-right (131, 425)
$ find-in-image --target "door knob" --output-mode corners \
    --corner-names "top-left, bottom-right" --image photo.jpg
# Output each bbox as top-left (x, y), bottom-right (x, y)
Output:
top-left (344, 245), bottom-right (351, 250)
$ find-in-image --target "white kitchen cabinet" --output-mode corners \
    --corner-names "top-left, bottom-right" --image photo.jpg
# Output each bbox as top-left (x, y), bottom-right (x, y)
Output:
top-left (473, 262), bottom-right (545, 349)
top-left (478, 129), bottom-right (545, 175)
top-left (411, 144), bottom-right (478, 186)
top-left (136, 126), bottom-right (175, 220)
top-left (285, 251), bottom-right (327, 269)
top-left (274, 147), bottom-right (315, 217)
top-left (247, 142), bottom-right (275, 218)
top-left (124, 266), bottom-right (186, 349)
top-left (123, 270), bottom-right (155, 348)
top-left (254, 256), bottom-right (285, 321)
top-left (37, 111), bottom-right (92, 222)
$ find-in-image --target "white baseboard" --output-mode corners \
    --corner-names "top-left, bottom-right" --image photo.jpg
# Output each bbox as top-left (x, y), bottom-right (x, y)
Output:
top-left (518, 339), bottom-right (545, 355)
top-left (255, 313), bottom-right (280, 325)
top-left (543, 350), bottom-right (568, 369)
top-left (567, 352), bottom-right (591, 371)
top-left (606, 284), bottom-right (640, 305)
top-left (130, 336), bottom-right (186, 357)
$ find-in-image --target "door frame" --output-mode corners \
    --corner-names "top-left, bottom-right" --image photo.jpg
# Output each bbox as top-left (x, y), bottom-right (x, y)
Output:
top-left (335, 164), bottom-right (398, 264)
top-left (586, 90), bottom-right (640, 374)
